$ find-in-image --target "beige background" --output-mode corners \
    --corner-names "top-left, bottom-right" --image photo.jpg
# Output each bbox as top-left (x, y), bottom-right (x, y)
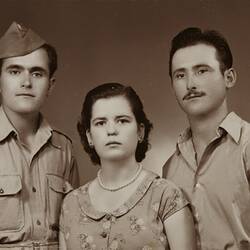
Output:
top-left (1, 0), bottom-right (250, 184)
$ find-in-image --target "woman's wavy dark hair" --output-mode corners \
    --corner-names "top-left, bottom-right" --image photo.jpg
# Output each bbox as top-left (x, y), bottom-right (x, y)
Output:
top-left (77, 82), bottom-right (153, 165)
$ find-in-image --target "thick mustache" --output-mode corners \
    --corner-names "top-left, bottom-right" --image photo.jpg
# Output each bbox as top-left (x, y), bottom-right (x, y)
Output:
top-left (183, 90), bottom-right (205, 100)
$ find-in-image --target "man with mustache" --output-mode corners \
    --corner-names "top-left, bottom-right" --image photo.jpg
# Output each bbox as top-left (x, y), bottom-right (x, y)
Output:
top-left (163, 27), bottom-right (250, 249)
top-left (0, 22), bottom-right (79, 249)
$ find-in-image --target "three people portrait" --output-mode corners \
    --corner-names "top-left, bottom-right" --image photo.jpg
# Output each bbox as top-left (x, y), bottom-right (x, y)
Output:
top-left (0, 1), bottom-right (250, 249)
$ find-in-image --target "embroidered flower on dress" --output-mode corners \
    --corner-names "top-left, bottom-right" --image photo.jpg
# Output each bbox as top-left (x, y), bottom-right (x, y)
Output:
top-left (103, 220), bottom-right (111, 230)
top-left (108, 234), bottom-right (125, 250)
top-left (79, 213), bottom-right (90, 224)
top-left (141, 246), bottom-right (153, 250)
top-left (80, 233), bottom-right (96, 250)
top-left (129, 216), bottom-right (146, 234)
top-left (152, 202), bottom-right (160, 213)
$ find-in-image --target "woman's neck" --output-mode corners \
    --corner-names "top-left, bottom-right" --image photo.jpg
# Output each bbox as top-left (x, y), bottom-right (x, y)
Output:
top-left (99, 157), bottom-right (140, 186)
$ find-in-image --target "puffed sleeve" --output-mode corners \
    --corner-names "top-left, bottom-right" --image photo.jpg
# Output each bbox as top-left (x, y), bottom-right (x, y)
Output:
top-left (157, 179), bottom-right (189, 221)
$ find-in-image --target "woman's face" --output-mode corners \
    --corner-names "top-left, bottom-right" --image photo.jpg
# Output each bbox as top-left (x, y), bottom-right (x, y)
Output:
top-left (86, 95), bottom-right (144, 163)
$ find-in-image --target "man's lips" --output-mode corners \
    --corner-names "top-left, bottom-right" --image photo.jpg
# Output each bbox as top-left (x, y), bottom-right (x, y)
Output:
top-left (183, 92), bottom-right (205, 100)
top-left (105, 141), bottom-right (121, 146)
top-left (16, 93), bottom-right (35, 97)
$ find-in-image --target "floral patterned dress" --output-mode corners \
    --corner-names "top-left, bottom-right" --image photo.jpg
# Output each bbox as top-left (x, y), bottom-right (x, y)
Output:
top-left (60, 170), bottom-right (188, 250)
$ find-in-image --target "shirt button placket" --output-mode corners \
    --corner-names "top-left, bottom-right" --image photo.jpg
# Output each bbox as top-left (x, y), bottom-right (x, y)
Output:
top-left (100, 214), bottom-right (113, 241)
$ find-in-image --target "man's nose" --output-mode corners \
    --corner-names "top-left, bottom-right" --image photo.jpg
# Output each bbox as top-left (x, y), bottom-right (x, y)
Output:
top-left (21, 72), bottom-right (32, 88)
top-left (186, 73), bottom-right (197, 90)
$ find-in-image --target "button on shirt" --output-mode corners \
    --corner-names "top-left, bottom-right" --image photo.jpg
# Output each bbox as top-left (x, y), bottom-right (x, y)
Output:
top-left (163, 112), bottom-right (250, 250)
top-left (0, 107), bottom-right (79, 248)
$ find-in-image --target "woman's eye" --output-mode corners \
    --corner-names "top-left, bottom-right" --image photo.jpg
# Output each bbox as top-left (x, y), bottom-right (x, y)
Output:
top-left (117, 119), bottom-right (129, 124)
top-left (95, 121), bottom-right (105, 126)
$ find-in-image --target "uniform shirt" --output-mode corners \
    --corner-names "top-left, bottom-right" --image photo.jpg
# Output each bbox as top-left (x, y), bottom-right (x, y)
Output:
top-left (60, 170), bottom-right (188, 250)
top-left (0, 107), bottom-right (79, 249)
top-left (163, 112), bottom-right (250, 250)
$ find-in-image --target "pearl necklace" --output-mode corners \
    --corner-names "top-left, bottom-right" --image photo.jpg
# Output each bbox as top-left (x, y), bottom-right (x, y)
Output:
top-left (97, 164), bottom-right (143, 192)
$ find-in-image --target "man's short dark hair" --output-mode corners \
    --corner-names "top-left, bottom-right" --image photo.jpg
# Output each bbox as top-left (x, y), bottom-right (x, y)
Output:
top-left (0, 43), bottom-right (57, 78)
top-left (169, 27), bottom-right (233, 77)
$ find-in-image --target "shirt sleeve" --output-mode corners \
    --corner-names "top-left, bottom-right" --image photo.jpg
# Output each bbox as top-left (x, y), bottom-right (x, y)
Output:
top-left (243, 142), bottom-right (250, 185)
top-left (157, 179), bottom-right (189, 221)
top-left (68, 154), bottom-right (80, 189)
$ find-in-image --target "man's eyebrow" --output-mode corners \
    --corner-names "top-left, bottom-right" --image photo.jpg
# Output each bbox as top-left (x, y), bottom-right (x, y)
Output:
top-left (30, 66), bottom-right (48, 74)
top-left (116, 115), bottom-right (132, 119)
top-left (193, 64), bottom-right (211, 69)
top-left (5, 64), bottom-right (24, 70)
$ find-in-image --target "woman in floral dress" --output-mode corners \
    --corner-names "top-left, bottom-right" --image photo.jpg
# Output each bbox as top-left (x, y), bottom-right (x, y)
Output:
top-left (59, 82), bottom-right (196, 250)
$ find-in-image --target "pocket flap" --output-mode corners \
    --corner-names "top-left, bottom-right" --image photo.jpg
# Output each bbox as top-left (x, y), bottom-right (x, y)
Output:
top-left (47, 174), bottom-right (73, 194)
top-left (0, 175), bottom-right (22, 196)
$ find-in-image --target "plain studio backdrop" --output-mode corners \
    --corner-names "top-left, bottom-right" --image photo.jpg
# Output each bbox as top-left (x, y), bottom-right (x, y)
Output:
top-left (1, 0), bottom-right (250, 184)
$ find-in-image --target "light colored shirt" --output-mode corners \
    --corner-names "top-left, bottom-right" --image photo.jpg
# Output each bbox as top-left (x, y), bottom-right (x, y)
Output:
top-left (0, 107), bottom-right (79, 249)
top-left (60, 170), bottom-right (188, 250)
top-left (163, 112), bottom-right (250, 250)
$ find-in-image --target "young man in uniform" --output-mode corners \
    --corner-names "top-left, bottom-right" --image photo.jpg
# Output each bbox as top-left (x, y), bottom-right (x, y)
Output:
top-left (163, 27), bottom-right (250, 249)
top-left (0, 22), bottom-right (79, 249)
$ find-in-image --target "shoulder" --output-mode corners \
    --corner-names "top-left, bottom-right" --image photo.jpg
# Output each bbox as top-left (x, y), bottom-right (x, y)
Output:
top-left (63, 183), bottom-right (90, 207)
top-left (50, 128), bottom-right (74, 150)
top-left (151, 177), bottom-right (182, 193)
top-left (162, 150), bottom-right (179, 177)
top-left (52, 128), bottom-right (73, 143)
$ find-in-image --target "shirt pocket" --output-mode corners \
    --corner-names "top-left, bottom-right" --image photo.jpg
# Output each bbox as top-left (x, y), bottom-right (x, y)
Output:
top-left (0, 175), bottom-right (24, 232)
top-left (46, 174), bottom-right (73, 230)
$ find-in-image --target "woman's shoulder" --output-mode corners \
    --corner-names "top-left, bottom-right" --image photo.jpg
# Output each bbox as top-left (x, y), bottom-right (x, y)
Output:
top-left (145, 169), bottom-right (182, 191)
top-left (144, 170), bottom-right (186, 201)
top-left (63, 182), bottom-right (91, 204)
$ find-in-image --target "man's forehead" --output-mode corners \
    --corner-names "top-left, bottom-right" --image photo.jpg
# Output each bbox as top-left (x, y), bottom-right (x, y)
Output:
top-left (172, 44), bottom-right (218, 69)
top-left (2, 48), bottom-right (49, 70)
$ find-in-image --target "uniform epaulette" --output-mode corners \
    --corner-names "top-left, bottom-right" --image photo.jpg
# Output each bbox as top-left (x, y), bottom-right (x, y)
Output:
top-left (52, 129), bottom-right (73, 144)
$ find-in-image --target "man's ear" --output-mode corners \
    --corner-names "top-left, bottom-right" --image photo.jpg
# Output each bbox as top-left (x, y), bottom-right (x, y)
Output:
top-left (224, 68), bottom-right (237, 89)
top-left (47, 77), bottom-right (56, 96)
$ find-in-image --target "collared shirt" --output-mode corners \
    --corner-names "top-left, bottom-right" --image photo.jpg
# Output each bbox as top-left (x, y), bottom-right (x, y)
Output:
top-left (0, 107), bottom-right (79, 249)
top-left (163, 112), bottom-right (250, 250)
top-left (60, 170), bottom-right (188, 250)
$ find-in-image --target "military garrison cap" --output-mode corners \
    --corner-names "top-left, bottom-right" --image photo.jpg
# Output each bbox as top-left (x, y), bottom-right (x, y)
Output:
top-left (0, 21), bottom-right (46, 59)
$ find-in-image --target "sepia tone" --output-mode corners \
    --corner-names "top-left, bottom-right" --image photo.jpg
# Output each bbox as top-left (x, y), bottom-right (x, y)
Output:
top-left (1, 0), bottom-right (250, 184)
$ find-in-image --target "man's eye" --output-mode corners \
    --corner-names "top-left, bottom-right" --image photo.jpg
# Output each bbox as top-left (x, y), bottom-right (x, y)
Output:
top-left (32, 72), bottom-right (43, 78)
top-left (197, 68), bottom-right (208, 75)
top-left (174, 73), bottom-right (185, 79)
top-left (8, 70), bottom-right (20, 75)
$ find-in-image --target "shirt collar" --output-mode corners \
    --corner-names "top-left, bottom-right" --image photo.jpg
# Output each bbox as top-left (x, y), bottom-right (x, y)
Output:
top-left (218, 112), bottom-right (242, 144)
top-left (0, 106), bottom-right (17, 142)
top-left (0, 106), bottom-right (55, 147)
top-left (176, 111), bottom-right (242, 148)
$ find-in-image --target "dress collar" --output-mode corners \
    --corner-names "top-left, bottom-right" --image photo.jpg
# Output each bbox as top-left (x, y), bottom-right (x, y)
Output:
top-left (76, 170), bottom-right (159, 220)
